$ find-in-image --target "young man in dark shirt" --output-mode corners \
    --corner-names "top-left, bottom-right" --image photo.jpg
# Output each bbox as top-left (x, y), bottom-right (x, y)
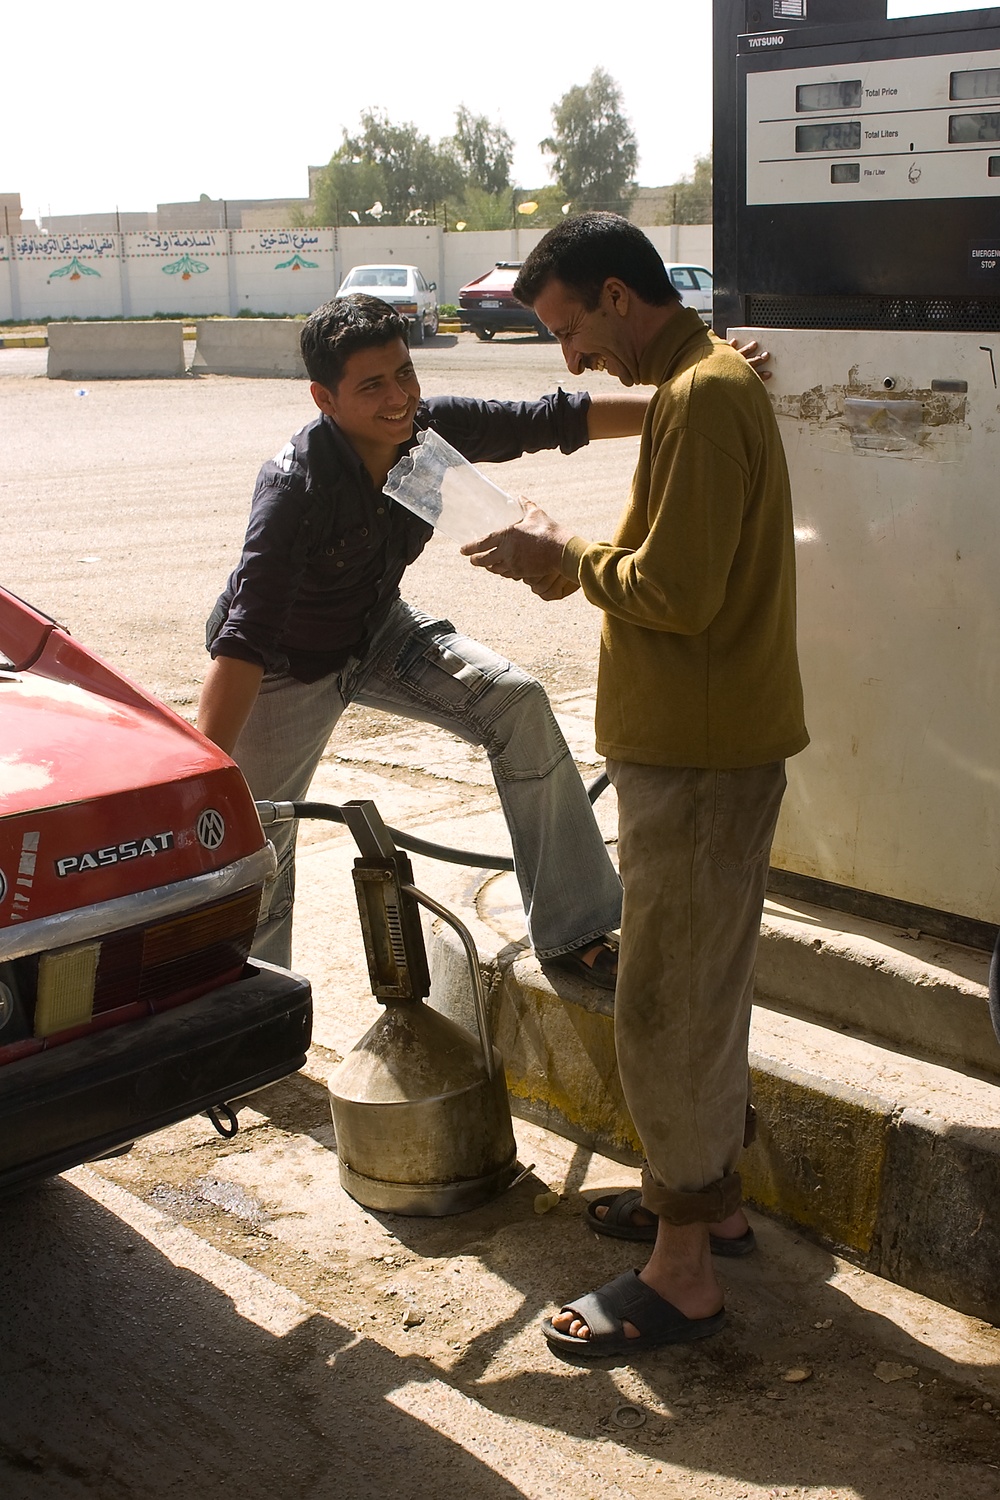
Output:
top-left (197, 293), bottom-right (642, 979)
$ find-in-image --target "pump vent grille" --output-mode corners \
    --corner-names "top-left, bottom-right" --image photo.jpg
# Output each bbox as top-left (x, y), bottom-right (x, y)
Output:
top-left (745, 294), bottom-right (1000, 332)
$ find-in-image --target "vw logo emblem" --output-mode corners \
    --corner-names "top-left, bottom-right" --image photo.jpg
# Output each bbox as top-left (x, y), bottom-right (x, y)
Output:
top-left (0, 868), bottom-right (6, 904)
top-left (196, 809), bottom-right (226, 850)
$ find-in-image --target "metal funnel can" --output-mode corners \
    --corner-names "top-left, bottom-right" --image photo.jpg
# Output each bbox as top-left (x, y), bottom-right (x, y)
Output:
top-left (329, 999), bottom-right (518, 1216)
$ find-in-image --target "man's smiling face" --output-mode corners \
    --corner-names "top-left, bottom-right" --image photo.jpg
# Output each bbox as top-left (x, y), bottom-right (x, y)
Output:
top-left (311, 338), bottom-right (420, 451)
top-left (532, 276), bottom-right (636, 387)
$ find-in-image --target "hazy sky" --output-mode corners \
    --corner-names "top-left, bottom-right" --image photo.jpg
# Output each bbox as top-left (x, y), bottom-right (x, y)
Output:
top-left (7, 0), bottom-right (996, 219)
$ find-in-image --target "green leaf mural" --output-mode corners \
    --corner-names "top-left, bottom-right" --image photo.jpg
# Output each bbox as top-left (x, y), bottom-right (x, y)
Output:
top-left (49, 257), bottom-right (101, 282)
top-left (163, 254), bottom-right (210, 280)
top-left (275, 253), bottom-right (319, 271)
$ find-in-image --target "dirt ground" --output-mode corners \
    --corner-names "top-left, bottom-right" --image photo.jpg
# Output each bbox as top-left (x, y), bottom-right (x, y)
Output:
top-left (2, 340), bottom-right (999, 1499)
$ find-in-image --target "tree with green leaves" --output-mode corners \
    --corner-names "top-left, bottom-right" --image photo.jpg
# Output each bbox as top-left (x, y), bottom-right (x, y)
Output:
top-left (540, 68), bottom-right (638, 213)
top-left (312, 109), bottom-right (464, 226)
top-left (451, 186), bottom-right (515, 231)
top-left (311, 157), bottom-right (386, 227)
top-left (450, 107), bottom-right (514, 195)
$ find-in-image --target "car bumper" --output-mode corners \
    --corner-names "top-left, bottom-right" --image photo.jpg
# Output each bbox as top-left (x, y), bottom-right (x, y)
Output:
top-left (0, 960), bottom-right (312, 1193)
top-left (460, 303), bottom-right (543, 333)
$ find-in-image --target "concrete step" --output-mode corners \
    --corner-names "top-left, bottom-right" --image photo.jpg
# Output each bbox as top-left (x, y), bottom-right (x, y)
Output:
top-left (423, 856), bottom-right (1000, 1328)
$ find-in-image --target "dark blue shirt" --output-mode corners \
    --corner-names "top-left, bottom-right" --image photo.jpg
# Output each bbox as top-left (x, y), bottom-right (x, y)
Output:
top-left (209, 389), bottom-right (591, 682)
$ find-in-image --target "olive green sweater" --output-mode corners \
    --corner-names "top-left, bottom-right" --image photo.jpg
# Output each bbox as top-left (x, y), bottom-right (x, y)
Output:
top-left (563, 307), bottom-right (808, 768)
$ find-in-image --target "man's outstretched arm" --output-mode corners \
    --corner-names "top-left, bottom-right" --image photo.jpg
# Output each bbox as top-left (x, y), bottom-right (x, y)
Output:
top-left (197, 655), bottom-right (264, 755)
top-left (586, 394), bottom-right (649, 439)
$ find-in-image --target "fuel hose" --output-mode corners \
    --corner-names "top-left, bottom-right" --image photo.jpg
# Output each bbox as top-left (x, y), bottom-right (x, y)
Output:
top-left (264, 770), bottom-right (610, 875)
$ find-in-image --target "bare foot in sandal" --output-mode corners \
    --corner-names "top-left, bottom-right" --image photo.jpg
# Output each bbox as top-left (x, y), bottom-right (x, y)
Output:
top-left (546, 1223), bottom-right (725, 1351)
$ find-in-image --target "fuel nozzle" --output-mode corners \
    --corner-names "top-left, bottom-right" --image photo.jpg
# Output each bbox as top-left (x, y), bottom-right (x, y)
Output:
top-left (341, 800), bottom-right (431, 1003)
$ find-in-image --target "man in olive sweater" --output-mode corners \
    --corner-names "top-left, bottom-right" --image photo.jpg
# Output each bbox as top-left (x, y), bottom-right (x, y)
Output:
top-left (464, 213), bottom-right (808, 1357)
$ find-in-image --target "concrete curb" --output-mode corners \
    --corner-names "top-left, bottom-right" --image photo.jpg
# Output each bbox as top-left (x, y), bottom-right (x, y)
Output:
top-left (1, 324), bottom-right (463, 352)
top-left (756, 895), bottom-right (998, 1081)
top-left (426, 891), bottom-right (1000, 1326)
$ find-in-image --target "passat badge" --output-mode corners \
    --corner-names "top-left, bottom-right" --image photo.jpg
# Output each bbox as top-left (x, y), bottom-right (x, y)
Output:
top-left (197, 809), bottom-right (226, 850)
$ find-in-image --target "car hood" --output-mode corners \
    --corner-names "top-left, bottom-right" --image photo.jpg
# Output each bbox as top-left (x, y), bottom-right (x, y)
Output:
top-left (459, 273), bottom-right (518, 297)
top-left (0, 590), bottom-right (263, 923)
top-left (2, 670), bottom-right (228, 815)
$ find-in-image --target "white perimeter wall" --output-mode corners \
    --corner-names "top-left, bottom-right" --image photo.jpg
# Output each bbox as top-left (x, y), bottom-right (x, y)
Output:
top-left (0, 225), bottom-right (713, 323)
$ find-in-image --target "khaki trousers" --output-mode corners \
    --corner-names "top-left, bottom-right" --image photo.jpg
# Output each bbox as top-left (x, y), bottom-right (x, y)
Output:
top-left (607, 759), bottom-right (786, 1225)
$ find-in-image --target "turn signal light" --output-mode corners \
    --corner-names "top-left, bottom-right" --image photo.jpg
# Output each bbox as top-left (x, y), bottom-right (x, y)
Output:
top-left (34, 944), bottom-right (100, 1036)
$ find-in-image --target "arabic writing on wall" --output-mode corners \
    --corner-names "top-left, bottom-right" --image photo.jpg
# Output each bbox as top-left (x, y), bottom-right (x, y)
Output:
top-left (255, 230), bottom-right (321, 252)
top-left (132, 231), bottom-right (221, 253)
top-left (14, 235), bottom-right (117, 258)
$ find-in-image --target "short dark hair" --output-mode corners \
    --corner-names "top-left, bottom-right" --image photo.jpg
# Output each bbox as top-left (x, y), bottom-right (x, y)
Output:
top-left (514, 212), bottom-right (679, 311)
top-left (300, 294), bottom-right (410, 389)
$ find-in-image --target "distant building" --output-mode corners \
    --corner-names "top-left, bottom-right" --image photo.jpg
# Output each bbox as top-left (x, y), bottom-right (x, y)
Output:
top-left (41, 209), bottom-right (156, 234)
top-left (0, 193), bottom-right (36, 235)
top-left (3, 174), bottom-right (696, 242)
top-left (629, 188), bottom-right (680, 227)
top-left (156, 194), bottom-right (311, 230)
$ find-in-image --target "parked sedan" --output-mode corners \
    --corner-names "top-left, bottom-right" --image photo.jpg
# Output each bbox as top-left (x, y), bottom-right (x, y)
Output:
top-left (664, 263), bottom-right (713, 322)
top-left (0, 587), bottom-right (312, 1194)
top-left (336, 264), bottom-right (439, 343)
top-left (458, 263), bottom-right (554, 341)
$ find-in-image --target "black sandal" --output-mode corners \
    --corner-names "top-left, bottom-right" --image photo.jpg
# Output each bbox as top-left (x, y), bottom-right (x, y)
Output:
top-left (585, 1189), bottom-right (757, 1257)
top-left (545, 935), bottom-right (618, 992)
top-left (543, 1270), bottom-right (725, 1358)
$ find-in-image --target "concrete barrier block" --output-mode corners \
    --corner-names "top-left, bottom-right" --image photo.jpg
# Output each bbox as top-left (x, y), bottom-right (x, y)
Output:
top-left (47, 321), bottom-right (185, 378)
top-left (191, 319), bottom-right (305, 377)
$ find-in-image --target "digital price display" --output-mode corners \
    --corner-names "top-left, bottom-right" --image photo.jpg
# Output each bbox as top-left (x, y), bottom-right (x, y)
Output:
top-left (796, 80), bottom-right (863, 112)
top-left (950, 67), bottom-right (1000, 101)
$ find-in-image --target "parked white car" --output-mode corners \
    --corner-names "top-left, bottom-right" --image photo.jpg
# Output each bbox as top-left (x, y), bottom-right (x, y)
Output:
top-left (663, 263), bottom-right (713, 322)
top-left (335, 264), bottom-right (440, 343)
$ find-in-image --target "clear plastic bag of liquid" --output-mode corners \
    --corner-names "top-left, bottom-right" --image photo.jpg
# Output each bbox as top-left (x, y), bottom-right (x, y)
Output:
top-left (383, 428), bottom-right (523, 544)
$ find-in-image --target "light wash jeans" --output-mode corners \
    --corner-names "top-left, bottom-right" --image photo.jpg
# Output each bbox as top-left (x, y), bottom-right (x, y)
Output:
top-left (231, 600), bottom-right (623, 969)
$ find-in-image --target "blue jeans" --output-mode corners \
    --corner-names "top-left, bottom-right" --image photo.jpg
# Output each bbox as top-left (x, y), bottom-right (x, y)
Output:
top-left (231, 600), bottom-right (623, 968)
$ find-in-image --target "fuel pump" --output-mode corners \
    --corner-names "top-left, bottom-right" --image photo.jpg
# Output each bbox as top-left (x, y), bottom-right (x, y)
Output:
top-left (714, 0), bottom-right (1000, 949)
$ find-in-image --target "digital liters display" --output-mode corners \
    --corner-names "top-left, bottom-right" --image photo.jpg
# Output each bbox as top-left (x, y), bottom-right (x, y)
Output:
top-left (949, 112), bottom-right (1000, 143)
top-left (795, 121), bottom-right (863, 153)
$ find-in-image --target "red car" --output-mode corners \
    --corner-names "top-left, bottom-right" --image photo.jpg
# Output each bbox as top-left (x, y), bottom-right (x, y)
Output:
top-left (458, 262), bottom-right (555, 342)
top-left (0, 588), bottom-right (311, 1193)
